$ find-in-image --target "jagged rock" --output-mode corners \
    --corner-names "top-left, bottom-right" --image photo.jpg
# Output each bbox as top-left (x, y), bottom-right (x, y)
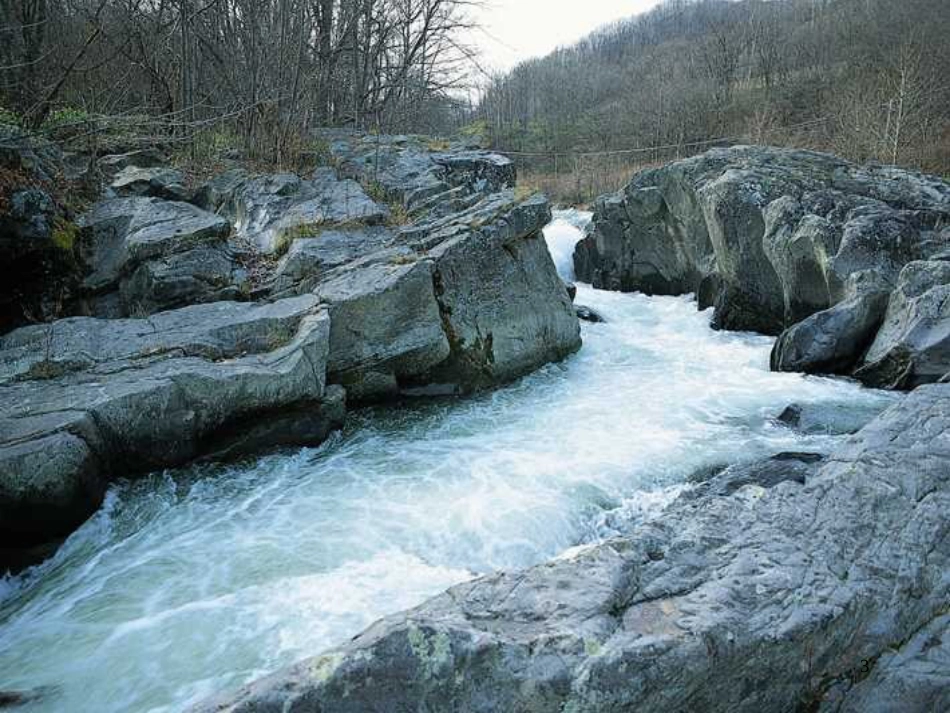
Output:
top-left (193, 166), bottom-right (389, 254)
top-left (77, 196), bottom-right (242, 315)
top-left (196, 384), bottom-right (950, 713)
top-left (0, 131), bottom-right (65, 184)
top-left (285, 191), bottom-right (580, 400)
top-left (192, 168), bottom-right (249, 214)
top-left (0, 296), bottom-right (343, 550)
top-left (421, 192), bottom-right (581, 390)
top-left (432, 150), bottom-right (516, 195)
top-left (771, 270), bottom-right (891, 375)
top-left (818, 613), bottom-right (950, 713)
top-left (326, 132), bottom-right (514, 215)
top-left (577, 146), bottom-right (949, 342)
top-left (1, 188), bottom-right (56, 247)
top-left (266, 182), bottom-right (580, 400)
top-left (854, 260), bottom-right (950, 389)
top-left (119, 245), bottom-right (249, 315)
top-left (109, 165), bottom-right (189, 201)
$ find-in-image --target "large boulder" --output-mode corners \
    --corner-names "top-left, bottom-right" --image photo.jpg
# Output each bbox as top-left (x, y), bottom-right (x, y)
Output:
top-left (0, 296), bottom-right (344, 550)
top-left (316, 257), bottom-right (451, 401)
top-left (275, 191), bottom-right (581, 401)
top-left (421, 192), bottom-right (580, 390)
top-left (577, 146), bottom-right (950, 382)
top-left (196, 384), bottom-right (950, 713)
top-left (77, 196), bottom-right (245, 316)
top-left (853, 260), bottom-right (950, 388)
top-left (770, 270), bottom-right (891, 375)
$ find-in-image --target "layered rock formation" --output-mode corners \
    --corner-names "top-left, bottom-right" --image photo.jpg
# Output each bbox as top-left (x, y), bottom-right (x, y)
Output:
top-left (77, 196), bottom-right (247, 317)
top-left (574, 146), bottom-right (950, 387)
top-left (0, 133), bottom-right (580, 558)
top-left (196, 384), bottom-right (950, 713)
top-left (0, 297), bottom-right (345, 547)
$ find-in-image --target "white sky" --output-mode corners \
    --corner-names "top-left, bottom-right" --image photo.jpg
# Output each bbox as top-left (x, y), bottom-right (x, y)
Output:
top-left (470, 0), bottom-right (665, 72)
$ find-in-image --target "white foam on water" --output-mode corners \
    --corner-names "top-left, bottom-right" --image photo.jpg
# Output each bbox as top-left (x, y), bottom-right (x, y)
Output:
top-left (0, 213), bottom-right (897, 713)
top-left (543, 209), bottom-right (592, 281)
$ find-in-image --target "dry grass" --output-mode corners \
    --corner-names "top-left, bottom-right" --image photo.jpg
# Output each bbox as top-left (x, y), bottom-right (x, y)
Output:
top-left (515, 158), bottom-right (664, 206)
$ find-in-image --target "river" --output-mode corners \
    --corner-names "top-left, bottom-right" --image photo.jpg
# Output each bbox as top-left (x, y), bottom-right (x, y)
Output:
top-left (0, 211), bottom-right (895, 712)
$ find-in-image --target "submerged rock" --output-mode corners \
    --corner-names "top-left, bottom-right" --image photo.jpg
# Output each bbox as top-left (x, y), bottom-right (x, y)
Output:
top-left (575, 305), bottom-right (606, 323)
top-left (196, 384), bottom-right (950, 713)
top-left (577, 146), bottom-right (950, 386)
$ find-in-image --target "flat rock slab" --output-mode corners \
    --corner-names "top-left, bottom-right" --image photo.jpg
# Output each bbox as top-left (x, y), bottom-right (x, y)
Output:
top-left (0, 296), bottom-right (342, 548)
top-left (109, 165), bottom-right (189, 201)
top-left (196, 384), bottom-right (950, 713)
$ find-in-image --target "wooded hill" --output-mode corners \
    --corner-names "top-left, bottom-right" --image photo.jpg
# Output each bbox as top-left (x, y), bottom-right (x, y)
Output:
top-left (478, 0), bottom-right (950, 201)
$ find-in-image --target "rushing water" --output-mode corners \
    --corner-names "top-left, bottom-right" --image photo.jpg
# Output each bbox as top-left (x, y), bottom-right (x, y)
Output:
top-left (0, 212), bottom-right (896, 712)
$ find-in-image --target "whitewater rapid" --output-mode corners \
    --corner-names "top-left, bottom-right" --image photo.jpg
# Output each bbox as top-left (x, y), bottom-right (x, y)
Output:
top-left (0, 212), bottom-right (895, 712)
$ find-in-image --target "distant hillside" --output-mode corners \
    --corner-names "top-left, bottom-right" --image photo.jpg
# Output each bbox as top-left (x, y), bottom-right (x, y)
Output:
top-left (477, 0), bottom-right (950, 201)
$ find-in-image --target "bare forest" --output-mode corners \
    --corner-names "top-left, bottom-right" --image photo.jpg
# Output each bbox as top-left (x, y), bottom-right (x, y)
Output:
top-left (0, 0), bottom-right (478, 167)
top-left (1, 0), bottom-right (948, 197)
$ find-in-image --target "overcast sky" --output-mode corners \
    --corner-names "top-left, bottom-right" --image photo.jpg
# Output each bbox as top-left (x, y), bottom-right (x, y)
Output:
top-left (471, 0), bottom-right (665, 72)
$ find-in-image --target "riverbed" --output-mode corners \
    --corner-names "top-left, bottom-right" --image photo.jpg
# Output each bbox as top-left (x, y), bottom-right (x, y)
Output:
top-left (0, 212), bottom-right (895, 712)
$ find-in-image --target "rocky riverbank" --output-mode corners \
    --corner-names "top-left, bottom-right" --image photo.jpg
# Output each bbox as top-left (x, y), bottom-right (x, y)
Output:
top-left (574, 146), bottom-right (950, 389)
top-left (195, 382), bottom-right (949, 713)
top-left (0, 132), bottom-right (580, 563)
top-left (191, 147), bottom-right (950, 713)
